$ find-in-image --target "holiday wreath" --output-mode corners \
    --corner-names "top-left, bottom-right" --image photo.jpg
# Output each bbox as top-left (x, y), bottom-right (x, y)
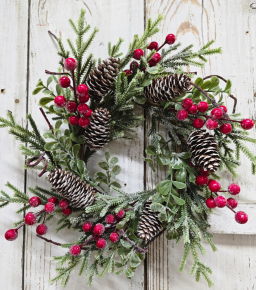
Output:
top-left (1, 10), bottom-right (255, 287)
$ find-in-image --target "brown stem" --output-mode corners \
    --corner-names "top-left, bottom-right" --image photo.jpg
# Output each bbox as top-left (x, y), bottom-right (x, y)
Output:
top-left (203, 75), bottom-right (227, 82)
top-left (16, 222), bottom-right (26, 230)
top-left (48, 30), bottom-right (58, 41)
top-left (157, 41), bottom-right (167, 52)
top-left (45, 70), bottom-right (71, 77)
top-left (26, 151), bottom-right (48, 177)
top-left (39, 108), bottom-right (54, 135)
top-left (36, 234), bottom-right (62, 246)
top-left (118, 229), bottom-right (148, 254)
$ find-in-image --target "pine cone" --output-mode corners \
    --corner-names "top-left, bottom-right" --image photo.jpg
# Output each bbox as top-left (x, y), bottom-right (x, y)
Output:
top-left (144, 73), bottom-right (192, 103)
top-left (48, 169), bottom-right (96, 208)
top-left (137, 201), bottom-right (162, 242)
top-left (187, 129), bottom-right (221, 172)
top-left (87, 57), bottom-right (120, 99)
top-left (84, 108), bottom-right (111, 150)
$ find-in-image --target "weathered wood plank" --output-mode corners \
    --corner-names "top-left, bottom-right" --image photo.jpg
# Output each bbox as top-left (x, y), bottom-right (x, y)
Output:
top-left (0, 1), bottom-right (28, 289)
top-left (24, 1), bottom-right (144, 289)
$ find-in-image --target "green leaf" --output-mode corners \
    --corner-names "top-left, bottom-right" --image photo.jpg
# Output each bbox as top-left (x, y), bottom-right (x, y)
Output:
top-left (77, 160), bottom-right (85, 175)
top-left (189, 173), bottom-right (196, 183)
top-left (43, 132), bottom-right (54, 139)
top-left (175, 103), bottom-right (182, 111)
top-left (32, 87), bottom-right (44, 95)
top-left (152, 193), bottom-right (165, 204)
top-left (144, 158), bottom-right (155, 172)
top-left (194, 77), bottom-right (203, 87)
top-left (44, 142), bottom-right (58, 151)
top-left (115, 262), bottom-right (123, 268)
top-left (156, 180), bottom-right (171, 196)
top-left (133, 95), bottom-right (146, 104)
top-left (98, 161), bottom-right (109, 170)
top-left (171, 195), bottom-right (185, 205)
top-left (209, 76), bottom-right (219, 89)
top-left (36, 79), bottom-right (44, 87)
top-left (130, 253), bottom-right (141, 268)
top-left (110, 157), bottom-right (118, 166)
top-left (42, 89), bottom-right (52, 95)
top-left (110, 181), bottom-right (122, 188)
top-left (175, 168), bottom-right (186, 182)
top-left (192, 89), bottom-right (201, 99)
top-left (150, 202), bottom-right (166, 214)
top-left (105, 152), bottom-right (110, 161)
top-left (140, 78), bottom-right (152, 87)
top-left (39, 96), bottom-right (54, 106)
top-left (112, 165), bottom-right (121, 175)
top-left (72, 144), bottom-right (80, 159)
top-left (172, 158), bottom-right (183, 169)
top-left (164, 101), bottom-right (171, 109)
top-left (47, 76), bottom-right (53, 87)
top-left (177, 152), bottom-right (190, 159)
top-left (77, 135), bottom-right (85, 144)
top-left (145, 145), bottom-right (157, 156)
top-left (224, 79), bottom-right (232, 94)
top-left (158, 212), bottom-right (167, 222)
top-left (56, 84), bottom-right (62, 95)
top-left (125, 268), bottom-right (134, 278)
top-left (120, 239), bottom-right (132, 249)
top-left (146, 66), bottom-right (159, 74)
top-left (201, 80), bottom-right (212, 90)
top-left (172, 181), bottom-right (186, 189)
top-left (55, 120), bottom-right (62, 129)
top-left (115, 269), bottom-right (124, 275)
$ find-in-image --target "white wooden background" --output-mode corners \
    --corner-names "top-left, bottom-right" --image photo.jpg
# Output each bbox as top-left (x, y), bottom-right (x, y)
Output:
top-left (1, 0), bottom-right (256, 289)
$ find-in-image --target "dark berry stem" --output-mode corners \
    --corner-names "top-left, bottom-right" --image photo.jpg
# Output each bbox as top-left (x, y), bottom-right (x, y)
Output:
top-left (118, 229), bottom-right (148, 254)
top-left (48, 30), bottom-right (58, 41)
top-left (16, 222), bottom-right (26, 230)
top-left (26, 151), bottom-right (48, 177)
top-left (36, 234), bottom-right (62, 246)
top-left (39, 108), bottom-right (54, 135)
top-left (45, 70), bottom-right (71, 77)
top-left (157, 41), bottom-right (166, 51)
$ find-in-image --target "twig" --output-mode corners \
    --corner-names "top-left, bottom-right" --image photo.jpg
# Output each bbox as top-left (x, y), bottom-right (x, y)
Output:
top-left (36, 234), bottom-right (62, 246)
top-left (203, 74), bottom-right (227, 82)
top-left (118, 229), bottom-right (148, 254)
top-left (48, 30), bottom-right (58, 41)
top-left (45, 70), bottom-right (70, 76)
top-left (26, 151), bottom-right (48, 177)
top-left (39, 108), bottom-right (54, 135)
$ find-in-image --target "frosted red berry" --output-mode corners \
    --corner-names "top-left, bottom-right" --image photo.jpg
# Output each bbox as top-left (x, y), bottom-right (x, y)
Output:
top-left (116, 209), bottom-right (125, 219)
top-left (25, 212), bottom-right (37, 226)
top-left (82, 221), bottom-right (93, 232)
top-left (5, 229), bottom-right (18, 241)
top-left (211, 108), bottom-right (223, 119)
top-left (228, 183), bottom-right (240, 195)
top-left (77, 103), bottom-right (89, 115)
top-left (147, 41), bottom-right (159, 50)
top-left (220, 105), bottom-right (227, 113)
top-left (205, 119), bottom-right (218, 130)
top-left (70, 245), bottom-right (81, 256)
top-left (195, 175), bottom-right (209, 186)
top-left (187, 104), bottom-right (197, 114)
top-left (200, 168), bottom-right (210, 176)
top-left (36, 224), bottom-right (48, 235)
top-left (69, 115), bottom-right (79, 126)
top-left (78, 117), bottom-right (90, 129)
top-left (176, 109), bottom-right (188, 121)
top-left (227, 198), bottom-right (238, 209)
top-left (45, 202), bottom-right (55, 214)
top-left (62, 207), bottom-right (72, 216)
top-left (66, 102), bottom-right (77, 113)
top-left (151, 53), bottom-right (161, 64)
top-left (208, 180), bottom-right (221, 192)
top-left (235, 211), bottom-right (248, 224)
top-left (29, 196), bottom-right (41, 208)
top-left (133, 49), bottom-right (144, 60)
top-left (197, 101), bottom-right (209, 112)
top-left (109, 232), bottom-right (119, 243)
top-left (241, 119), bottom-right (254, 130)
top-left (79, 94), bottom-right (89, 103)
top-left (48, 197), bottom-right (58, 205)
top-left (214, 196), bottom-right (227, 208)
top-left (105, 214), bottom-right (115, 224)
top-left (193, 118), bottom-right (204, 129)
top-left (96, 238), bottom-right (107, 249)
top-left (220, 123), bottom-right (232, 134)
top-left (130, 61), bottom-right (139, 70)
top-left (93, 223), bottom-right (105, 235)
top-left (205, 197), bottom-right (216, 209)
top-left (84, 109), bottom-right (92, 118)
top-left (124, 69), bottom-right (132, 75)
top-left (54, 95), bottom-right (66, 108)
top-left (59, 199), bottom-right (69, 209)
top-left (165, 34), bottom-right (176, 45)
top-left (64, 58), bottom-right (77, 71)
top-left (148, 59), bottom-right (156, 67)
top-left (59, 76), bottom-right (71, 88)
top-left (77, 84), bottom-right (89, 97)
top-left (182, 98), bottom-right (193, 110)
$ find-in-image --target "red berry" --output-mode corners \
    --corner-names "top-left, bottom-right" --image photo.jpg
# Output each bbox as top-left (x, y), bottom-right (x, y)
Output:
top-left (82, 221), bottom-right (93, 232)
top-left (182, 98), bottom-right (193, 110)
top-left (54, 95), bottom-right (66, 108)
top-left (69, 115), bottom-right (79, 126)
top-left (29, 196), bottom-right (41, 208)
top-left (59, 199), bottom-right (69, 209)
top-left (25, 212), bottom-right (37, 226)
top-left (64, 58), bottom-right (77, 71)
top-left (205, 119), bottom-right (218, 130)
top-left (96, 238), bottom-right (107, 249)
top-left (84, 109), bottom-right (92, 118)
top-left (235, 211), bottom-right (248, 224)
top-left (79, 94), bottom-right (90, 103)
top-left (228, 183), bottom-right (240, 195)
top-left (66, 101), bottom-right (77, 113)
top-left (45, 202), bottom-right (55, 214)
top-left (197, 101), bottom-right (209, 112)
top-left (5, 229), bottom-right (18, 241)
top-left (208, 180), bottom-right (221, 192)
top-left (205, 197), bottom-right (216, 209)
top-left (77, 84), bottom-right (89, 97)
top-left (220, 123), bottom-right (232, 134)
top-left (148, 59), bottom-right (156, 67)
top-left (133, 48), bottom-right (144, 60)
top-left (227, 198), bottom-right (238, 209)
top-left (200, 168), bottom-right (210, 176)
top-left (187, 104), bottom-right (197, 114)
top-left (109, 232), bottom-right (119, 243)
top-left (116, 209), bottom-right (125, 219)
top-left (141, 67), bottom-right (146, 72)
top-left (62, 207), bottom-right (72, 216)
top-left (147, 41), bottom-right (159, 50)
top-left (241, 119), bottom-right (254, 130)
top-left (70, 244), bottom-right (81, 256)
top-left (78, 117), bottom-right (90, 129)
top-left (165, 34), bottom-right (176, 45)
top-left (105, 214), bottom-right (115, 224)
top-left (151, 53), bottom-right (161, 64)
top-left (124, 69), bottom-right (132, 75)
top-left (176, 109), bottom-right (188, 121)
top-left (211, 108), bottom-right (223, 119)
top-left (59, 76), bottom-right (71, 88)
top-left (48, 197), bottom-right (58, 205)
top-left (36, 224), bottom-right (48, 235)
top-left (77, 103), bottom-right (89, 115)
top-left (195, 175), bottom-right (209, 186)
top-left (193, 118), bottom-right (204, 129)
top-left (93, 223), bottom-right (105, 235)
top-left (220, 105), bottom-right (227, 113)
top-left (130, 61), bottom-right (139, 70)
top-left (214, 196), bottom-right (227, 208)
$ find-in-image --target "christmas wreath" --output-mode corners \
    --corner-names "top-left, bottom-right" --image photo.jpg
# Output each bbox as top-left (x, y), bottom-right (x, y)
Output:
top-left (1, 10), bottom-right (255, 287)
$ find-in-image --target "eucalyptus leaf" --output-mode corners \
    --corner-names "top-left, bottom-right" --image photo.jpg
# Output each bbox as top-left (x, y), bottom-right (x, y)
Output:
top-left (98, 161), bottom-right (109, 170)
top-left (156, 180), bottom-right (171, 196)
top-left (150, 202), bottom-right (166, 214)
top-left (171, 195), bottom-right (185, 205)
top-left (110, 157), bottom-right (118, 166)
top-left (112, 165), bottom-right (121, 175)
top-left (72, 144), bottom-right (80, 159)
top-left (77, 160), bottom-right (85, 175)
top-left (130, 253), bottom-right (141, 268)
top-left (172, 181), bottom-right (186, 189)
top-left (105, 152), bottom-right (110, 161)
